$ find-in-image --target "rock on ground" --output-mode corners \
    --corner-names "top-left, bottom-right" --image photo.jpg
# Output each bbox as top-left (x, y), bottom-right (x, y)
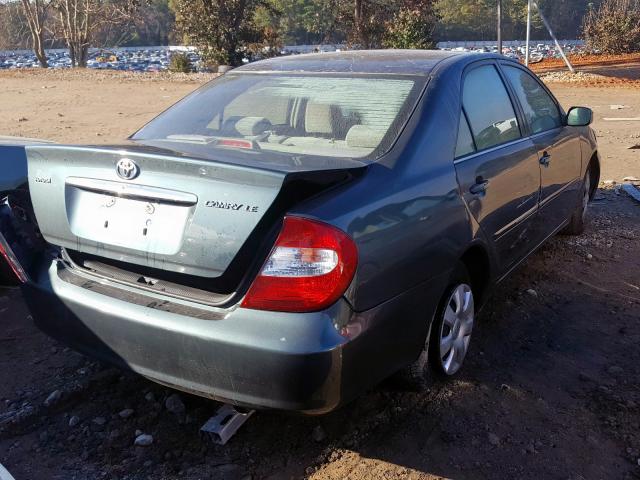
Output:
top-left (165, 394), bottom-right (186, 415)
top-left (43, 390), bottom-right (61, 407)
top-left (134, 433), bottom-right (154, 447)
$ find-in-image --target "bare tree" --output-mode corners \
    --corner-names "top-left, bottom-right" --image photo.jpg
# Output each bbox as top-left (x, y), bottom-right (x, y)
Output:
top-left (20, 0), bottom-right (53, 68)
top-left (0, 2), bottom-right (31, 51)
top-left (53, 0), bottom-right (141, 67)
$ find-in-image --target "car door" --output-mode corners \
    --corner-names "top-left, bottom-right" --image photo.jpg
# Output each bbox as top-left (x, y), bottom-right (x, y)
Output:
top-left (454, 62), bottom-right (542, 275)
top-left (501, 63), bottom-right (582, 234)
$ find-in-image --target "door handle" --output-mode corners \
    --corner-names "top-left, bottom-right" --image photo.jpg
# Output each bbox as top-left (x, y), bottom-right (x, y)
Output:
top-left (469, 179), bottom-right (489, 195)
top-left (539, 151), bottom-right (552, 167)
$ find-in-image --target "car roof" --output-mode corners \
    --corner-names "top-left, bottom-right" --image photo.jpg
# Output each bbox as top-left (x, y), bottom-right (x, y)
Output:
top-left (234, 50), bottom-right (502, 76)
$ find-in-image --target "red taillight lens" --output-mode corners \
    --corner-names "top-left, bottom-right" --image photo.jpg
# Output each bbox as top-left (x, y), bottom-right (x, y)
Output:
top-left (0, 236), bottom-right (28, 284)
top-left (241, 216), bottom-right (358, 313)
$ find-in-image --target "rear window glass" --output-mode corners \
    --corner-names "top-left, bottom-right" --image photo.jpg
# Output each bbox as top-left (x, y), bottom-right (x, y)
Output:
top-left (133, 74), bottom-right (423, 161)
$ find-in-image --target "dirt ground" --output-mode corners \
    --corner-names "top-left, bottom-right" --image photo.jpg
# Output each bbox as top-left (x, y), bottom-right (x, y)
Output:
top-left (0, 65), bottom-right (639, 480)
top-left (532, 52), bottom-right (640, 72)
top-left (0, 66), bottom-right (639, 182)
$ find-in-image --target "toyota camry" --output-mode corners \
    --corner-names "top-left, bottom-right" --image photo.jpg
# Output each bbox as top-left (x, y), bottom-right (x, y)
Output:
top-left (0, 50), bottom-right (599, 413)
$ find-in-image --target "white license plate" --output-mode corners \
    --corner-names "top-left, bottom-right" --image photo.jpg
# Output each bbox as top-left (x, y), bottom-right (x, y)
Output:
top-left (67, 191), bottom-right (190, 255)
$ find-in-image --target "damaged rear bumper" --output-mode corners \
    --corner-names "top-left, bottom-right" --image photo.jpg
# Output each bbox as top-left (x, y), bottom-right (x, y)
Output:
top-left (3, 206), bottom-right (444, 413)
top-left (22, 259), bottom-right (356, 413)
top-left (20, 257), bottom-right (444, 414)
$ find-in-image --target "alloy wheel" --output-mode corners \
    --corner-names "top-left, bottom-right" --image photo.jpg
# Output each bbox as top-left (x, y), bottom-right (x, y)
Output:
top-left (438, 283), bottom-right (474, 375)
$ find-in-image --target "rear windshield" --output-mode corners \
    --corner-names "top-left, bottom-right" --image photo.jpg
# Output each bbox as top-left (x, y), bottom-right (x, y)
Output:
top-left (132, 73), bottom-right (424, 161)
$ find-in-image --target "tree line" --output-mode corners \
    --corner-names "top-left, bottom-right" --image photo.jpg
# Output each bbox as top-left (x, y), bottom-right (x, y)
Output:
top-left (1, 0), bottom-right (638, 69)
top-left (0, 0), bottom-right (177, 66)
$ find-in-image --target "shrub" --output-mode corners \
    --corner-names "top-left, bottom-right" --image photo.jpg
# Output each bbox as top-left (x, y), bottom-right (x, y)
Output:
top-left (583, 0), bottom-right (640, 54)
top-left (383, 3), bottom-right (439, 49)
top-left (169, 52), bottom-right (193, 73)
top-left (172, 0), bottom-right (272, 67)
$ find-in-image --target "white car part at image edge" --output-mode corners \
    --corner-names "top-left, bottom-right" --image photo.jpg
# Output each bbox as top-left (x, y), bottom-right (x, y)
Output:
top-left (0, 464), bottom-right (16, 480)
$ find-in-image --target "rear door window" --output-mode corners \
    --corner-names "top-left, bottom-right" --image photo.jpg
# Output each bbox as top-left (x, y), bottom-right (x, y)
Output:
top-left (462, 65), bottom-right (521, 151)
top-left (502, 65), bottom-right (562, 134)
top-left (455, 112), bottom-right (476, 158)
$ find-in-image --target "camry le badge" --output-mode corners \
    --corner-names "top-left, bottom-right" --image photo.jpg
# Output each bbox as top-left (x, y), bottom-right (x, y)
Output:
top-left (116, 158), bottom-right (139, 180)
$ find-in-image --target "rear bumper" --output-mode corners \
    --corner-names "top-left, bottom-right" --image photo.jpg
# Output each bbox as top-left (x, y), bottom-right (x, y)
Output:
top-left (21, 257), bottom-right (446, 414)
top-left (23, 260), bottom-right (355, 414)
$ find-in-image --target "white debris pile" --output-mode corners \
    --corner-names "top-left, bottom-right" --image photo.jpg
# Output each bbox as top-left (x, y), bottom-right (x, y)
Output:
top-left (539, 71), bottom-right (608, 83)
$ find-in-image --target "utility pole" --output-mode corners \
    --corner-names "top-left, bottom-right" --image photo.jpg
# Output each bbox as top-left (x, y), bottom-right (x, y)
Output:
top-left (497, 0), bottom-right (502, 54)
top-left (533, 1), bottom-right (575, 73)
top-left (525, 0), bottom-right (531, 65)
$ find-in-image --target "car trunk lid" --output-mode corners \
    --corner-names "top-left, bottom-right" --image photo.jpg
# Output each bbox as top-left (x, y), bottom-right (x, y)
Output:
top-left (26, 145), bottom-right (357, 280)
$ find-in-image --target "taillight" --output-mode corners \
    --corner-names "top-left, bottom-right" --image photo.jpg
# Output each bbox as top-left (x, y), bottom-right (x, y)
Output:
top-left (0, 235), bottom-right (28, 284)
top-left (241, 216), bottom-right (358, 313)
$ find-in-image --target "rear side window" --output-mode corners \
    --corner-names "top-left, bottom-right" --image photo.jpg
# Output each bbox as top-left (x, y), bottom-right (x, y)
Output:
top-left (462, 65), bottom-right (521, 151)
top-left (503, 65), bottom-right (562, 134)
top-left (455, 112), bottom-right (475, 158)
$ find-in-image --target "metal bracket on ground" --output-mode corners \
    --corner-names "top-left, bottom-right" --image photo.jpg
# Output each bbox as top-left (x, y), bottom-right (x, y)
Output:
top-left (622, 183), bottom-right (640, 203)
top-left (200, 404), bottom-right (255, 445)
top-left (0, 464), bottom-right (16, 480)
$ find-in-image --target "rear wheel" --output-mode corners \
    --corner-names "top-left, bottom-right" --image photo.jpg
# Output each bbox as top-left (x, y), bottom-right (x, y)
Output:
top-left (429, 278), bottom-right (475, 377)
top-left (400, 264), bottom-right (475, 388)
top-left (562, 168), bottom-right (592, 236)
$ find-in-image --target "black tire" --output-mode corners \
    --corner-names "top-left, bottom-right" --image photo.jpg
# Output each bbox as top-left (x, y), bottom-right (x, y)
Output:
top-left (400, 263), bottom-right (475, 389)
top-left (397, 342), bottom-right (432, 391)
top-left (562, 167), bottom-right (593, 236)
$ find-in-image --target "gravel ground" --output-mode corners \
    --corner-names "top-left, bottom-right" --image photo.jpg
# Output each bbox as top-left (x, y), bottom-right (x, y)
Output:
top-left (1, 186), bottom-right (638, 480)
top-left (532, 53), bottom-right (640, 86)
top-left (0, 68), bottom-right (220, 84)
top-left (538, 71), bottom-right (611, 83)
top-left (0, 67), bottom-right (639, 480)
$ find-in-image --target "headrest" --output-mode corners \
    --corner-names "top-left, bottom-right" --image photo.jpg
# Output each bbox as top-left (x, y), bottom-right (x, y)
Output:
top-left (234, 116), bottom-right (271, 136)
top-left (305, 103), bottom-right (335, 134)
top-left (346, 125), bottom-right (385, 149)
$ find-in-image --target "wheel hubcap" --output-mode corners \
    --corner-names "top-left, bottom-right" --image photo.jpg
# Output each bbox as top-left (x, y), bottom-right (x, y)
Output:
top-left (439, 283), bottom-right (474, 375)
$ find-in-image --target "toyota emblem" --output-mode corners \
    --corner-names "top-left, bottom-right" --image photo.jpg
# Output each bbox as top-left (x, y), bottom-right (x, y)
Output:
top-left (116, 158), bottom-right (139, 180)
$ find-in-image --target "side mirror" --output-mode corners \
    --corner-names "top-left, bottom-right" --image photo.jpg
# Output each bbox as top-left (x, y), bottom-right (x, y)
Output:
top-left (566, 106), bottom-right (593, 127)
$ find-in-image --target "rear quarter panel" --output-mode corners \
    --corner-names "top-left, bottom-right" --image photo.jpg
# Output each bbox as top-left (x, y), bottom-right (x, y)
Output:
top-left (0, 145), bottom-right (29, 192)
top-left (0, 137), bottom-right (54, 192)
